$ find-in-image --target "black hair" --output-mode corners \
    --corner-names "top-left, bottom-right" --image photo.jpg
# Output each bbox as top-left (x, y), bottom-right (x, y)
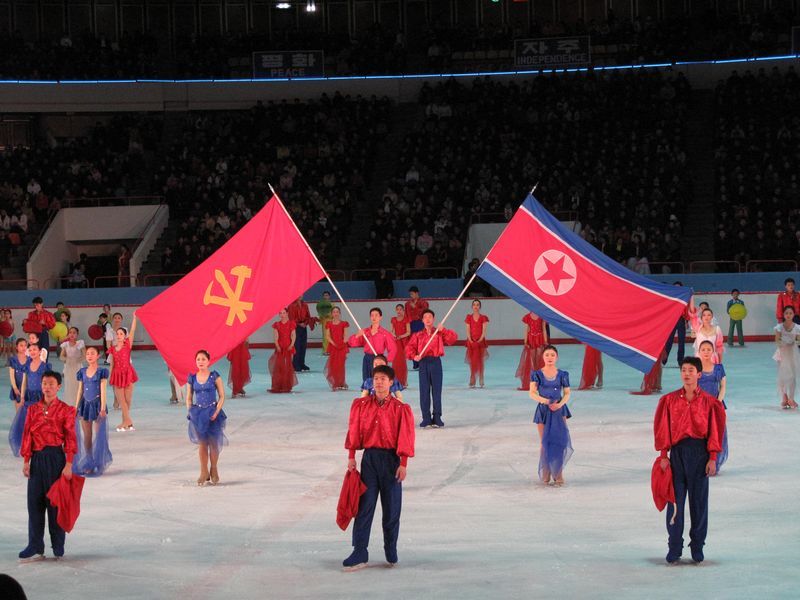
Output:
top-left (42, 370), bottom-right (62, 385)
top-left (99, 313), bottom-right (108, 319)
top-left (542, 344), bottom-right (559, 355)
top-left (409, 286), bottom-right (419, 293)
top-left (32, 296), bottom-right (43, 304)
top-left (701, 307), bottom-right (714, 316)
top-left (422, 308), bottom-right (435, 318)
top-left (196, 349), bottom-right (211, 360)
top-left (731, 288), bottom-right (740, 294)
top-left (112, 312), bottom-right (123, 319)
top-left (395, 303), bottom-right (404, 310)
top-left (15, 337), bottom-right (26, 346)
top-left (680, 356), bottom-right (702, 372)
top-left (68, 327), bottom-right (79, 334)
top-left (785, 278), bottom-right (795, 285)
top-left (56, 301), bottom-right (64, 307)
top-left (471, 299), bottom-right (482, 308)
top-left (369, 307), bottom-right (383, 316)
top-left (372, 354), bottom-right (388, 365)
top-left (783, 305), bottom-right (796, 315)
top-left (698, 340), bottom-right (714, 349)
top-left (27, 333), bottom-right (40, 342)
top-left (372, 364), bottom-right (395, 381)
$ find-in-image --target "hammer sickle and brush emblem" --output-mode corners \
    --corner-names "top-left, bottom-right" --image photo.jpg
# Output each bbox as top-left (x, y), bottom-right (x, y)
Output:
top-left (203, 265), bottom-right (254, 326)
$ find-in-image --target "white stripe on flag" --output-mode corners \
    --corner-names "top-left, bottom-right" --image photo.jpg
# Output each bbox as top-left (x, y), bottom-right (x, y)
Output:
top-left (483, 258), bottom-right (658, 362)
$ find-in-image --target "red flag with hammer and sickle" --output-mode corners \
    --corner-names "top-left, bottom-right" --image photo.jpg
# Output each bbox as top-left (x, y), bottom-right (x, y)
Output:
top-left (137, 196), bottom-right (325, 384)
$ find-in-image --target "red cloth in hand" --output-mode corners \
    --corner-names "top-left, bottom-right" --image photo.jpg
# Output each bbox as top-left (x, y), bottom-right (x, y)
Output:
top-left (46, 474), bottom-right (86, 532)
top-left (336, 470), bottom-right (367, 531)
top-left (651, 457), bottom-right (675, 512)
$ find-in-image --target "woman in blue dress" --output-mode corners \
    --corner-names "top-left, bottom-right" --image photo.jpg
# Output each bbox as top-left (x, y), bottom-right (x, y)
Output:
top-left (698, 340), bottom-right (728, 471)
top-left (9, 341), bottom-right (50, 456)
top-left (186, 350), bottom-right (227, 486)
top-left (8, 338), bottom-right (29, 406)
top-left (360, 354), bottom-right (404, 400)
top-left (529, 345), bottom-right (573, 485)
top-left (74, 346), bottom-right (112, 476)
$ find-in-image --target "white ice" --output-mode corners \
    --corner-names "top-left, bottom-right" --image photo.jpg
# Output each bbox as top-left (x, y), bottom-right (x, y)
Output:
top-left (0, 343), bottom-right (797, 599)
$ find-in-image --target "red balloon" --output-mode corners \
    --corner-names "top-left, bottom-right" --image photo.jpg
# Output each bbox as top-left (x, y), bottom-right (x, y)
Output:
top-left (0, 320), bottom-right (13, 338)
top-left (88, 324), bottom-right (104, 340)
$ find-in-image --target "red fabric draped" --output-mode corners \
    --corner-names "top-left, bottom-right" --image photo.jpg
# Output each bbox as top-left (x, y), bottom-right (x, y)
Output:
top-left (393, 337), bottom-right (408, 387)
top-left (268, 349), bottom-right (297, 393)
top-left (227, 340), bottom-right (251, 395)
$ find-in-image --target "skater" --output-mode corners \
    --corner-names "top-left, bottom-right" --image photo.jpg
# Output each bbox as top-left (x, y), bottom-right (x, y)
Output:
top-left (288, 297), bottom-right (311, 372)
top-left (269, 308), bottom-right (297, 393)
top-left (317, 291), bottom-right (333, 355)
top-left (697, 341), bottom-right (728, 471)
top-left (19, 370), bottom-right (77, 562)
top-left (775, 277), bottom-right (800, 323)
top-left (8, 338), bottom-right (29, 410)
top-left (529, 345), bottom-right (573, 485)
top-left (324, 307), bottom-right (350, 391)
top-left (663, 282), bottom-right (689, 366)
top-left (406, 309), bottom-right (457, 428)
top-left (59, 327), bottom-right (86, 407)
top-left (343, 364), bottom-right (415, 570)
top-left (405, 286), bottom-right (428, 369)
top-left (227, 338), bottom-right (251, 397)
top-left (516, 312), bottom-right (547, 390)
top-left (9, 342), bottom-right (50, 457)
top-left (98, 312), bottom-right (113, 363)
top-left (654, 356), bottom-right (726, 564)
top-left (726, 289), bottom-right (745, 347)
top-left (187, 350), bottom-right (227, 486)
top-left (464, 300), bottom-right (489, 388)
top-left (689, 300), bottom-right (724, 364)
top-left (74, 346), bottom-right (112, 476)
top-left (390, 304), bottom-right (411, 388)
top-left (348, 307), bottom-right (397, 382)
top-left (774, 305), bottom-right (800, 409)
top-left (578, 345), bottom-right (603, 390)
top-left (361, 354), bottom-right (404, 401)
top-left (109, 315), bottom-right (138, 432)
top-left (24, 297), bottom-right (56, 354)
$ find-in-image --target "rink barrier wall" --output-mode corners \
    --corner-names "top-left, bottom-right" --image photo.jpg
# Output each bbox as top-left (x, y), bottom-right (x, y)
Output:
top-left (0, 288), bottom-right (787, 353)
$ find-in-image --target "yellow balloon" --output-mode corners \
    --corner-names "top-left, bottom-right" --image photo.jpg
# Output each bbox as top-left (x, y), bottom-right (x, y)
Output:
top-left (49, 322), bottom-right (68, 340)
top-left (727, 303), bottom-right (747, 320)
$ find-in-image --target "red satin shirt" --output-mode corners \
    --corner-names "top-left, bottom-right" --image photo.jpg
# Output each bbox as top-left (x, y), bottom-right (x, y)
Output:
top-left (21, 398), bottom-right (78, 463)
top-left (288, 302), bottom-right (311, 327)
top-left (404, 299), bottom-right (429, 322)
top-left (654, 387), bottom-right (726, 461)
top-left (405, 327), bottom-right (458, 359)
top-left (348, 326), bottom-right (397, 361)
top-left (346, 394), bottom-right (415, 466)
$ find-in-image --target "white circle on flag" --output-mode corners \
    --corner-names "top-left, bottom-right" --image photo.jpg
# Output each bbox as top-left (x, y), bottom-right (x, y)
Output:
top-left (534, 250), bottom-right (577, 296)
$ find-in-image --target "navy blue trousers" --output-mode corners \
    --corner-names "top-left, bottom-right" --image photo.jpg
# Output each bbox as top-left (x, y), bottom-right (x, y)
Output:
top-left (352, 448), bottom-right (402, 553)
top-left (410, 320), bottom-right (423, 368)
top-left (361, 354), bottom-right (376, 382)
top-left (27, 446), bottom-right (66, 554)
top-left (418, 356), bottom-right (443, 422)
top-left (666, 438), bottom-right (709, 553)
top-left (663, 319), bottom-right (686, 365)
top-left (292, 326), bottom-right (308, 370)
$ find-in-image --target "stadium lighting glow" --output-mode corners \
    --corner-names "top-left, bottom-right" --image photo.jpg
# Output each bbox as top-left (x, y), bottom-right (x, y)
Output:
top-left (275, 2), bottom-right (291, 9)
top-left (305, 0), bottom-right (317, 12)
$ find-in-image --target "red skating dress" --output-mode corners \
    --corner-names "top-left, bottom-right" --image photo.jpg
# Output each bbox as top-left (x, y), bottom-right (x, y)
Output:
top-left (516, 314), bottom-right (546, 390)
top-left (269, 320), bottom-right (297, 393)
top-left (578, 345), bottom-right (603, 390)
top-left (390, 316), bottom-right (410, 387)
top-left (227, 339), bottom-right (251, 395)
top-left (464, 313), bottom-right (489, 385)
top-left (109, 338), bottom-right (138, 387)
top-left (324, 320), bottom-right (350, 390)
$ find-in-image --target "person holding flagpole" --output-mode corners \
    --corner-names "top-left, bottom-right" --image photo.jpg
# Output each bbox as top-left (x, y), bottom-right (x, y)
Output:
top-left (348, 308), bottom-right (397, 383)
top-left (406, 309), bottom-right (457, 428)
top-left (269, 308), bottom-right (298, 393)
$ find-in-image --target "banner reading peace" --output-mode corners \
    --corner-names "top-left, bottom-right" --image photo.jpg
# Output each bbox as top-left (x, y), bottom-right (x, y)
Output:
top-left (138, 196), bottom-right (325, 384)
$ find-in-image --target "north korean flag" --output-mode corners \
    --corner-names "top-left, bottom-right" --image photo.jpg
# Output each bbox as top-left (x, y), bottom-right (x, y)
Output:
top-left (477, 194), bottom-right (691, 373)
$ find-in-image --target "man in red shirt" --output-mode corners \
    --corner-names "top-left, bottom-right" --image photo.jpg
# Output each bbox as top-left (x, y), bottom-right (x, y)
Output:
top-left (343, 365), bottom-right (415, 570)
top-left (288, 297), bottom-right (312, 372)
top-left (775, 277), bottom-right (800, 324)
top-left (654, 356), bottom-right (726, 564)
top-left (25, 296), bottom-right (56, 353)
top-left (404, 286), bottom-right (428, 369)
top-left (406, 309), bottom-right (458, 428)
top-left (19, 371), bottom-right (77, 562)
top-left (348, 307), bottom-right (397, 382)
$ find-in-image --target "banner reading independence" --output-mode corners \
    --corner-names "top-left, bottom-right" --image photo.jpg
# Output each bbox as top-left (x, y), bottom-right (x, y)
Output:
top-left (514, 36), bottom-right (591, 69)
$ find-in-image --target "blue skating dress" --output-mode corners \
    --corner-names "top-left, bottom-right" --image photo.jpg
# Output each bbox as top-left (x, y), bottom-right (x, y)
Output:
top-left (532, 369), bottom-right (573, 482)
top-left (8, 354), bottom-right (28, 401)
top-left (188, 371), bottom-right (228, 452)
top-left (360, 378), bottom-right (405, 395)
top-left (698, 363), bottom-right (728, 471)
top-left (8, 360), bottom-right (51, 456)
top-left (74, 366), bottom-right (113, 476)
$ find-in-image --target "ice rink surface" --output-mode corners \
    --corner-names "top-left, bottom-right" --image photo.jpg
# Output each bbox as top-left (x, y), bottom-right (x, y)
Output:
top-left (0, 343), bottom-right (797, 600)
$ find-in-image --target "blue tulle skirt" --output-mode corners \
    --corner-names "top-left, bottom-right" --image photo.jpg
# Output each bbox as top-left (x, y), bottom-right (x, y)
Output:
top-left (536, 404), bottom-right (573, 482)
top-left (77, 397), bottom-right (103, 421)
top-left (74, 415), bottom-right (113, 477)
top-left (188, 404), bottom-right (228, 452)
top-left (8, 397), bottom-right (39, 457)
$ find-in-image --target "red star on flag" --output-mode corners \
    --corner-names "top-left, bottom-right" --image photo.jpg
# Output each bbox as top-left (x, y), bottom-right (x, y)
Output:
top-left (537, 255), bottom-right (575, 294)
